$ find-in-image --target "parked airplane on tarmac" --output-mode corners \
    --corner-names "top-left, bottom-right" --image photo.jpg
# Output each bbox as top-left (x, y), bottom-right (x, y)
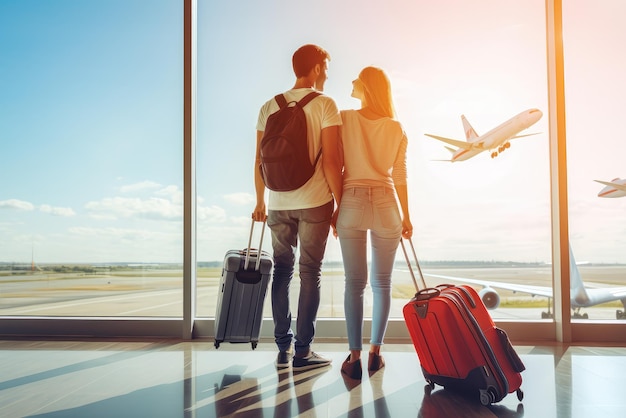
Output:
top-left (595, 178), bottom-right (626, 198)
top-left (425, 108), bottom-right (543, 162)
top-left (410, 245), bottom-right (626, 319)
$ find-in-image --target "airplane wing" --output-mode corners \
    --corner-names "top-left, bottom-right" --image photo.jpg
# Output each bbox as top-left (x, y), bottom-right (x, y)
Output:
top-left (421, 272), bottom-right (553, 298)
top-left (425, 132), bottom-right (541, 150)
top-left (586, 286), bottom-right (626, 296)
top-left (594, 179), bottom-right (626, 191)
top-left (424, 134), bottom-right (472, 150)
top-left (509, 132), bottom-right (541, 140)
top-left (418, 272), bottom-right (626, 308)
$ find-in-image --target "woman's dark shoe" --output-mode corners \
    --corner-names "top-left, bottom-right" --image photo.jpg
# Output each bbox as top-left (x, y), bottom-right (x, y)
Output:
top-left (341, 355), bottom-right (362, 380)
top-left (368, 352), bottom-right (385, 375)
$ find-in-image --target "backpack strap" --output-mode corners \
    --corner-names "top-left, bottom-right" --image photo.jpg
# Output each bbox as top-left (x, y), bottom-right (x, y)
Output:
top-left (312, 148), bottom-right (322, 167)
top-left (274, 91), bottom-right (321, 108)
top-left (298, 91), bottom-right (321, 107)
top-left (274, 94), bottom-right (288, 108)
top-left (300, 92), bottom-right (323, 166)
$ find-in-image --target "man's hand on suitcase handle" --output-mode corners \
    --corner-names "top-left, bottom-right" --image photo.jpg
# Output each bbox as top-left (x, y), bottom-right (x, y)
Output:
top-left (252, 204), bottom-right (267, 222)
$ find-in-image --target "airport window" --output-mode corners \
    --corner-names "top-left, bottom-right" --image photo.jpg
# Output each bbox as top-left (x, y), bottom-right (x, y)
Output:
top-left (0, 0), bottom-right (184, 317)
top-left (3, 1), bottom-right (624, 341)
top-left (563, 1), bottom-right (626, 321)
top-left (196, 0), bottom-right (554, 324)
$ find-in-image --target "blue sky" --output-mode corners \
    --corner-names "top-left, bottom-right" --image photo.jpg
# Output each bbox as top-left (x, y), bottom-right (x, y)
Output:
top-left (1, 0), bottom-right (183, 263)
top-left (1, 0), bottom-right (625, 264)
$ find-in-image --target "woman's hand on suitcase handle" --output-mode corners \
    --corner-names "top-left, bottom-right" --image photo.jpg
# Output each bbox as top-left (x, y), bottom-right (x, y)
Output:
top-left (402, 218), bottom-right (413, 239)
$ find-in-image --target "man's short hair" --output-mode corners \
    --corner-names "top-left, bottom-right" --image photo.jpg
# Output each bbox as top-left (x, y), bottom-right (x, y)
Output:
top-left (292, 44), bottom-right (330, 78)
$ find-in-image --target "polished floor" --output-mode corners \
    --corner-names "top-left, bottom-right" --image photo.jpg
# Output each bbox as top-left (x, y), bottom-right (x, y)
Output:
top-left (0, 339), bottom-right (625, 418)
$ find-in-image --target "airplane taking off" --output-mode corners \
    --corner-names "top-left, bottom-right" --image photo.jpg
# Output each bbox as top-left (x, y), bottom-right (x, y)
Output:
top-left (407, 245), bottom-right (626, 319)
top-left (425, 108), bottom-right (543, 162)
top-left (595, 178), bottom-right (626, 198)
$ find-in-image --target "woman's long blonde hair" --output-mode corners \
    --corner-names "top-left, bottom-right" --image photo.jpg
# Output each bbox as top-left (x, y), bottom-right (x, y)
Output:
top-left (358, 66), bottom-right (396, 119)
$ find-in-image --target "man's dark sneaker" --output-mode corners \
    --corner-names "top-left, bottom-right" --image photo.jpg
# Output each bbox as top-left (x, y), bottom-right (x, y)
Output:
top-left (292, 351), bottom-right (332, 371)
top-left (276, 350), bottom-right (292, 369)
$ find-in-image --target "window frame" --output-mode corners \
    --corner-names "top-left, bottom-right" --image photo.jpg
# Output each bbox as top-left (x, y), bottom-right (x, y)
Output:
top-left (1, 0), bottom-right (624, 344)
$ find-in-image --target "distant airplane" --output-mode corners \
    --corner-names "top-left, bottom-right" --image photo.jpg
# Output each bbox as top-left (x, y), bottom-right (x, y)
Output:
top-left (405, 245), bottom-right (626, 319)
top-left (594, 178), bottom-right (626, 198)
top-left (425, 108), bottom-right (543, 162)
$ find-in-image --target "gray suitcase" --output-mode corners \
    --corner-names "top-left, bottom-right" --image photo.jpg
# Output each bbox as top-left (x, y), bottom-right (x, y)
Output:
top-left (214, 220), bottom-right (273, 349)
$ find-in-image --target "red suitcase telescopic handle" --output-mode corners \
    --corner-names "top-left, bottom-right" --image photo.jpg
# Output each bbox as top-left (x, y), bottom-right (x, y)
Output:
top-left (416, 287), bottom-right (441, 300)
top-left (400, 238), bottom-right (428, 292)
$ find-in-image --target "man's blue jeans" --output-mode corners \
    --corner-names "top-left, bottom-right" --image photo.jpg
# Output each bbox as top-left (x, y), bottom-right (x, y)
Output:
top-left (267, 200), bottom-right (333, 355)
top-left (336, 186), bottom-right (402, 351)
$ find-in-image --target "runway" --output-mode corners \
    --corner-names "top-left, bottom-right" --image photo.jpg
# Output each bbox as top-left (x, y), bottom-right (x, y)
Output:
top-left (1, 265), bottom-right (625, 321)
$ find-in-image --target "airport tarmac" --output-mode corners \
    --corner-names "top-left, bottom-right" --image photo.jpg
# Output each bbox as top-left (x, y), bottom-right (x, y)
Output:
top-left (1, 265), bottom-right (625, 321)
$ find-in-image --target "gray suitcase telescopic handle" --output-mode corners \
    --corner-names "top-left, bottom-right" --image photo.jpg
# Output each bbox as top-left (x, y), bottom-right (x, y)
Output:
top-left (400, 238), bottom-right (427, 292)
top-left (244, 219), bottom-right (266, 271)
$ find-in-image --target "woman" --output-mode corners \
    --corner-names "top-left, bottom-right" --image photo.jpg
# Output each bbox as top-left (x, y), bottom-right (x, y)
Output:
top-left (335, 66), bottom-right (413, 380)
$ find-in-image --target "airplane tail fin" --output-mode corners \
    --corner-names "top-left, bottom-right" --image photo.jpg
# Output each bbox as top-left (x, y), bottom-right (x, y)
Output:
top-left (461, 115), bottom-right (479, 140)
top-left (569, 245), bottom-right (591, 305)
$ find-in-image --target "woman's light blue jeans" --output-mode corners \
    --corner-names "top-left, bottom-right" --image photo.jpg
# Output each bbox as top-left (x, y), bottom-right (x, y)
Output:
top-left (336, 186), bottom-right (402, 351)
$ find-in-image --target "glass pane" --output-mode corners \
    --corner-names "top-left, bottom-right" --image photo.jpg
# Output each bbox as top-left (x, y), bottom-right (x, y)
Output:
top-left (0, 0), bottom-right (183, 317)
top-left (197, 0), bottom-right (551, 320)
top-left (563, 1), bottom-right (626, 321)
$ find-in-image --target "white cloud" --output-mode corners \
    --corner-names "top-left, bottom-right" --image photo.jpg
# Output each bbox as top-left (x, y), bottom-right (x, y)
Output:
top-left (156, 185), bottom-right (183, 203)
top-left (85, 196), bottom-right (182, 221)
top-left (120, 181), bottom-right (161, 193)
top-left (84, 185), bottom-right (186, 222)
top-left (223, 192), bottom-right (255, 206)
top-left (39, 204), bottom-right (76, 217)
top-left (69, 226), bottom-right (165, 240)
top-left (64, 226), bottom-right (182, 263)
top-left (197, 205), bottom-right (227, 222)
top-left (0, 199), bottom-right (35, 211)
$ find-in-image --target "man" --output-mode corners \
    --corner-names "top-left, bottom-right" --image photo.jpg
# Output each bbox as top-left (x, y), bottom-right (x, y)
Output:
top-left (253, 44), bottom-right (343, 371)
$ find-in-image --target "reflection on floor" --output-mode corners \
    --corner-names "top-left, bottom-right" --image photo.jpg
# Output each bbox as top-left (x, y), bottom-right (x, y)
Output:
top-left (0, 340), bottom-right (625, 417)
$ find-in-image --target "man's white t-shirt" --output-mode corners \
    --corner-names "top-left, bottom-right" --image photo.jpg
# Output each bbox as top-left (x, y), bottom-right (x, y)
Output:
top-left (257, 88), bottom-right (341, 211)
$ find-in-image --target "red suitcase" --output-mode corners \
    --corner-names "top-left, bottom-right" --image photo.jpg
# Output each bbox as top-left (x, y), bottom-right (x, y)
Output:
top-left (400, 239), bottom-right (525, 405)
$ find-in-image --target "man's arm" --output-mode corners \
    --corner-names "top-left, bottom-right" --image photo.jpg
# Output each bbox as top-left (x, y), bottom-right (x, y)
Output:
top-left (253, 130), bottom-right (267, 221)
top-left (321, 125), bottom-right (343, 233)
